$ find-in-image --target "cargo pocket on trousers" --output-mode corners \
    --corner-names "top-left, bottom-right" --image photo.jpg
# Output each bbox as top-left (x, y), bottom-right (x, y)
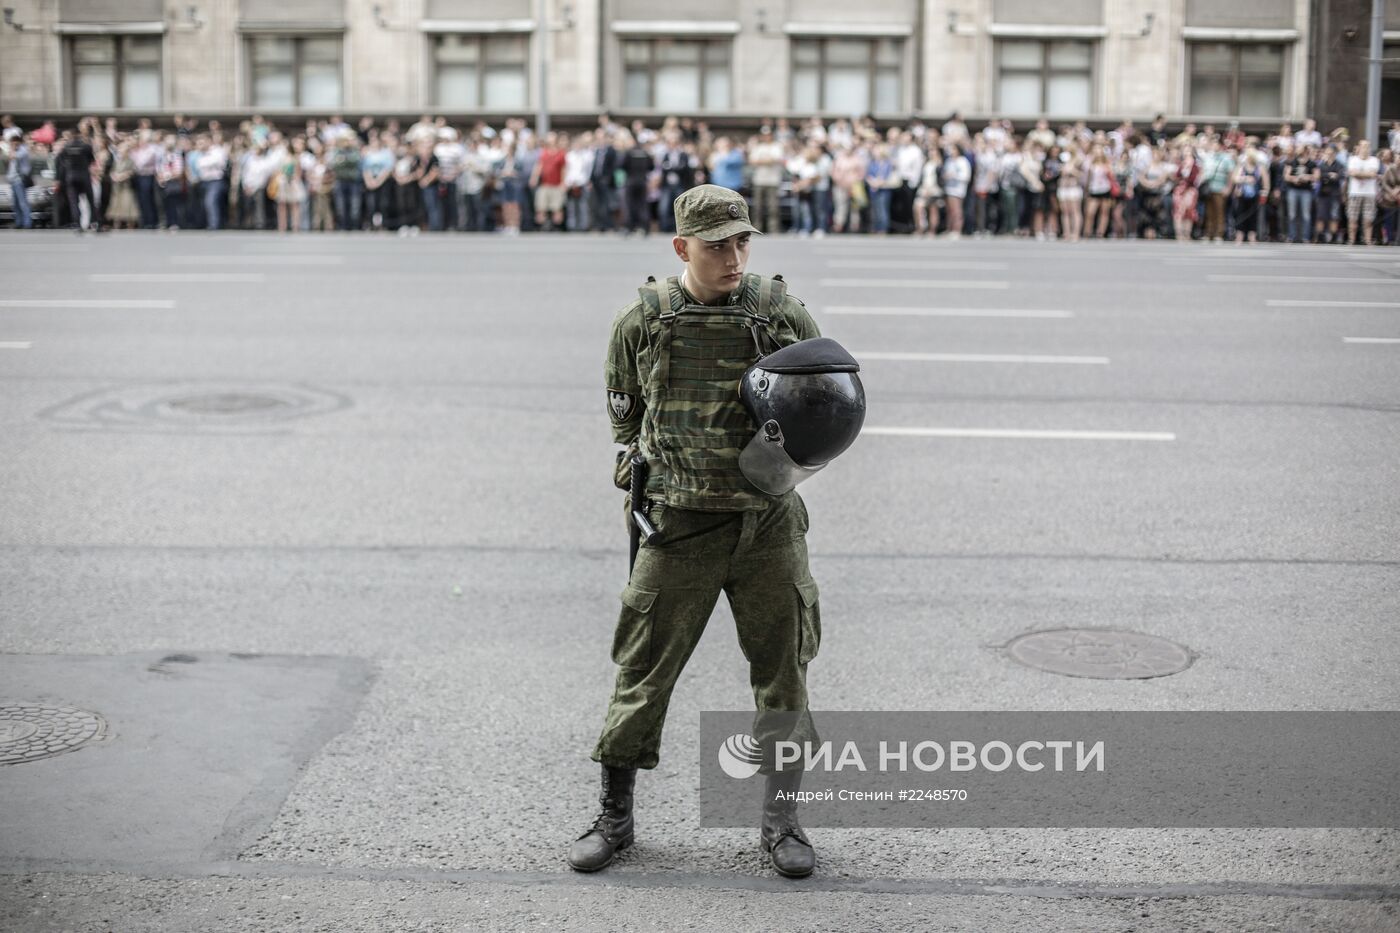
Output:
top-left (612, 583), bottom-right (659, 671)
top-left (795, 579), bottom-right (821, 664)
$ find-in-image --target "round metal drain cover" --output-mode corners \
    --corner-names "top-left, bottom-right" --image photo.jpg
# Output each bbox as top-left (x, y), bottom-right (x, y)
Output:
top-left (0, 705), bottom-right (106, 765)
top-left (1005, 629), bottom-right (1193, 680)
top-left (167, 393), bottom-right (290, 415)
top-left (37, 381), bottom-right (351, 432)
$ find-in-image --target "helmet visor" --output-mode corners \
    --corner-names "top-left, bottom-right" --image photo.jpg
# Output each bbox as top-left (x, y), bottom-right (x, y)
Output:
top-left (738, 420), bottom-right (826, 495)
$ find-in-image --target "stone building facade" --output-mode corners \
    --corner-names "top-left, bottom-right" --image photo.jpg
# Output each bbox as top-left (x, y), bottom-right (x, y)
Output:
top-left (1, 0), bottom-right (1397, 135)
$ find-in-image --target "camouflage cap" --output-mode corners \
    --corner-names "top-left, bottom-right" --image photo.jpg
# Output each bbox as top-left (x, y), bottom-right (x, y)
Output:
top-left (673, 184), bottom-right (762, 241)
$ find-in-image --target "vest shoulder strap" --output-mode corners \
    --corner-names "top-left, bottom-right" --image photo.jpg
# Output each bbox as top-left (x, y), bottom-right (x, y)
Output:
top-left (738, 273), bottom-right (789, 325)
top-left (638, 275), bottom-right (685, 323)
top-left (640, 274), bottom-right (787, 326)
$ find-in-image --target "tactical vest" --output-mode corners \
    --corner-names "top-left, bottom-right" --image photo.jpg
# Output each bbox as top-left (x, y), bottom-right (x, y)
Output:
top-left (636, 273), bottom-right (793, 511)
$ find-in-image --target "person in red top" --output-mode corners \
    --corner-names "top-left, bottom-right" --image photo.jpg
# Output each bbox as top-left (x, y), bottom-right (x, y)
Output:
top-left (530, 131), bottom-right (569, 231)
top-left (29, 120), bottom-right (57, 146)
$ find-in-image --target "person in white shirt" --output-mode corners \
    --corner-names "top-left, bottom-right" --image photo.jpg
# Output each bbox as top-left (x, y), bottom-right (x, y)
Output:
top-left (1294, 119), bottom-right (1323, 151)
top-left (941, 112), bottom-right (969, 147)
top-left (891, 132), bottom-right (924, 233)
top-left (914, 145), bottom-right (943, 237)
top-left (811, 145), bottom-right (833, 236)
top-left (563, 131), bottom-right (595, 232)
top-left (321, 114), bottom-right (351, 146)
top-left (747, 127), bottom-right (785, 233)
top-left (941, 146), bottom-right (971, 238)
top-left (826, 118), bottom-right (854, 152)
top-left (982, 120), bottom-right (1008, 153)
top-left (1130, 136), bottom-right (1154, 178)
top-left (785, 145), bottom-right (819, 235)
top-left (997, 142), bottom-right (1024, 235)
top-left (1026, 118), bottom-right (1055, 152)
top-left (434, 127), bottom-right (466, 230)
top-left (1346, 139), bottom-right (1380, 246)
top-left (297, 142), bottom-right (319, 231)
top-left (240, 141), bottom-right (278, 229)
top-left (405, 114), bottom-right (436, 146)
top-left (1269, 123), bottom-right (1295, 156)
top-left (457, 138), bottom-right (492, 232)
top-left (198, 136), bottom-right (229, 230)
top-left (893, 130), bottom-right (924, 193)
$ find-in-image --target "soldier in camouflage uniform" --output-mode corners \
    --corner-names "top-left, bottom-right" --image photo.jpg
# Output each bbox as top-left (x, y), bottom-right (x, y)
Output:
top-left (567, 185), bottom-right (824, 879)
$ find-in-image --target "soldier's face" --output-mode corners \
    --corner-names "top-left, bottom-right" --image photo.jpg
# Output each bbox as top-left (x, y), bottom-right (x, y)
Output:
top-left (677, 234), bottom-right (750, 293)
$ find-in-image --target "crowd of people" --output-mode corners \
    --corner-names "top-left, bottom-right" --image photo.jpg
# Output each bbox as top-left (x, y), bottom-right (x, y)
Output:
top-left (5, 110), bottom-right (1400, 245)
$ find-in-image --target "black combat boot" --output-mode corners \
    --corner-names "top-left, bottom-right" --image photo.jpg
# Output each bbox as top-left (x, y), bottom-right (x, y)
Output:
top-left (567, 764), bottom-right (636, 872)
top-left (760, 768), bottom-right (816, 878)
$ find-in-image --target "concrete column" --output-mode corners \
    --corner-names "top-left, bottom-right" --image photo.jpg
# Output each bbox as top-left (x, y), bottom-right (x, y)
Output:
top-left (924, 0), bottom-right (983, 116)
top-left (731, 0), bottom-right (788, 114)
top-left (0, 0), bottom-right (62, 110)
top-left (547, 0), bottom-right (599, 113)
top-left (342, 0), bottom-right (423, 112)
top-left (1101, 0), bottom-right (1176, 118)
top-left (164, 0), bottom-right (238, 112)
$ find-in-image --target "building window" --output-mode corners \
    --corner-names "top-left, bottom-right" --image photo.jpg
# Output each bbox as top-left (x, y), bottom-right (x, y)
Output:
top-left (1188, 43), bottom-right (1284, 117)
top-left (1380, 42), bottom-right (1400, 121)
top-left (995, 40), bottom-right (1094, 115)
top-left (791, 37), bottom-right (902, 114)
top-left (68, 35), bottom-right (162, 109)
top-left (248, 36), bottom-right (343, 108)
top-left (621, 38), bottom-right (730, 111)
top-left (433, 34), bottom-right (529, 110)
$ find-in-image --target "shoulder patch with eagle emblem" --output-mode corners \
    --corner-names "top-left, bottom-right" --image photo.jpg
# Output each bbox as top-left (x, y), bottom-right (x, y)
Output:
top-left (607, 388), bottom-right (638, 424)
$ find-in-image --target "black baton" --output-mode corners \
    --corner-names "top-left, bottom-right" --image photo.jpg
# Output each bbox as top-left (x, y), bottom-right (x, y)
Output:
top-left (629, 453), bottom-right (661, 572)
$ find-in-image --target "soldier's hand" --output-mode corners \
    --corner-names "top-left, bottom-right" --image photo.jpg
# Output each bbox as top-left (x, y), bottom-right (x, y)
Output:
top-left (614, 442), bottom-right (638, 490)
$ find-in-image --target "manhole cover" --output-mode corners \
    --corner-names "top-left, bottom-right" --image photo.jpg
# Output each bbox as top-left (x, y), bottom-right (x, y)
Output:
top-left (36, 382), bottom-right (351, 432)
top-left (1005, 629), bottom-right (1193, 679)
top-left (0, 705), bottom-right (107, 765)
top-left (166, 393), bottom-right (290, 415)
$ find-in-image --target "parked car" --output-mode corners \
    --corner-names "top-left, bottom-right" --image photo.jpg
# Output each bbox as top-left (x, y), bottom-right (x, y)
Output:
top-left (0, 154), bottom-right (59, 227)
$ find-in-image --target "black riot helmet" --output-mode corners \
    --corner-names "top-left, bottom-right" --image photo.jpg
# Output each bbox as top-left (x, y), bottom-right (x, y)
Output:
top-left (738, 337), bottom-right (866, 495)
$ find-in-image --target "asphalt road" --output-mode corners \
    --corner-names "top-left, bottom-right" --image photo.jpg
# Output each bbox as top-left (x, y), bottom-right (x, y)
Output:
top-left (1, 230), bottom-right (1398, 932)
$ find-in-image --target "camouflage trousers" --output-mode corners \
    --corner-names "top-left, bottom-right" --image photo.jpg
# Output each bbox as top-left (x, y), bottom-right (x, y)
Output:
top-left (591, 490), bottom-right (821, 772)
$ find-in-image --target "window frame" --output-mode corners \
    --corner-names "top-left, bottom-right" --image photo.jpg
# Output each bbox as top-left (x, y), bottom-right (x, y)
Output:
top-left (430, 32), bottom-right (532, 111)
top-left (1377, 41), bottom-right (1399, 121)
top-left (1186, 41), bottom-right (1286, 118)
top-left (66, 34), bottom-right (164, 110)
top-left (788, 36), bottom-right (904, 115)
top-left (993, 38), bottom-right (1096, 116)
top-left (245, 34), bottom-right (344, 109)
top-left (620, 37), bottom-right (732, 112)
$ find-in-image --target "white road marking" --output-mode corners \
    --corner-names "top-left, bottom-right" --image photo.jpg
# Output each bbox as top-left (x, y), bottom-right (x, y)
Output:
top-left (1187, 249), bottom-right (1292, 259)
top-left (865, 426), bottom-right (1175, 441)
top-left (823, 306), bottom-right (1073, 319)
top-left (824, 260), bottom-right (1008, 270)
top-left (856, 351), bottom-right (1108, 364)
top-left (1210, 274), bottom-right (1398, 284)
top-left (1342, 337), bottom-right (1400, 343)
top-left (90, 273), bottom-right (266, 283)
top-left (0, 299), bottom-right (177, 308)
top-left (1164, 257), bottom-right (1400, 267)
top-left (1266, 299), bottom-right (1400, 308)
top-left (172, 254), bottom-right (345, 265)
top-left (0, 242), bottom-right (90, 250)
top-left (0, 341), bottom-right (32, 349)
top-left (819, 278), bottom-right (1009, 289)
